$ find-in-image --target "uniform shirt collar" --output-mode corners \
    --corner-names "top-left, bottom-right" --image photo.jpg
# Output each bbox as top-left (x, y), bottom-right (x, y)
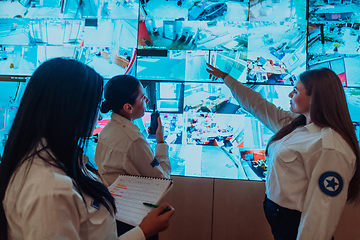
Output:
top-left (111, 112), bottom-right (140, 132)
top-left (304, 122), bottom-right (322, 134)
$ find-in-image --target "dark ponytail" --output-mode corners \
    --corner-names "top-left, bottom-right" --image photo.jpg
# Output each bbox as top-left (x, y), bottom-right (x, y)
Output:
top-left (101, 75), bottom-right (141, 114)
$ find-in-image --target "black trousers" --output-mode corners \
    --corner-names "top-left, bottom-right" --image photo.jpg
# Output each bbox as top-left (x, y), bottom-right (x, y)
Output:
top-left (116, 220), bottom-right (159, 240)
top-left (263, 197), bottom-right (301, 240)
top-left (263, 197), bottom-right (334, 240)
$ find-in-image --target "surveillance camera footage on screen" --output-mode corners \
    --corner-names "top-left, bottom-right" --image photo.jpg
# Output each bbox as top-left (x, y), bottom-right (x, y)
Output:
top-left (1, 0), bottom-right (360, 180)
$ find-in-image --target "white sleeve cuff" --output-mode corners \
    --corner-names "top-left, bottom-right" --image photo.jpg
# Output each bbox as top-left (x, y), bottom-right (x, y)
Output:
top-left (155, 143), bottom-right (169, 160)
top-left (118, 226), bottom-right (146, 240)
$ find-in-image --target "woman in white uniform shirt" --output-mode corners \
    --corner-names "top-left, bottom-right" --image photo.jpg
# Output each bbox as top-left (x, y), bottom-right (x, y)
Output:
top-left (95, 75), bottom-right (171, 186)
top-left (206, 64), bottom-right (360, 240)
top-left (0, 58), bottom-right (174, 240)
top-left (94, 75), bottom-right (171, 239)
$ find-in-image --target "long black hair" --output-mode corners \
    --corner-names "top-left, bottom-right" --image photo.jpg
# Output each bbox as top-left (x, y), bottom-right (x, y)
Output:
top-left (100, 75), bottom-right (141, 114)
top-left (0, 58), bottom-right (115, 239)
top-left (266, 68), bottom-right (360, 203)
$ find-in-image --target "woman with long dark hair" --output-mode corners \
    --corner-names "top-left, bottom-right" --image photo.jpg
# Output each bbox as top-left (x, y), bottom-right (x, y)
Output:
top-left (0, 58), bottom-right (173, 240)
top-left (206, 63), bottom-right (360, 240)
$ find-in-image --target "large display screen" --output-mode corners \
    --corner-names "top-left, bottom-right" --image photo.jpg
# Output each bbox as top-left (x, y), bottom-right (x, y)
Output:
top-left (1, 0), bottom-right (360, 181)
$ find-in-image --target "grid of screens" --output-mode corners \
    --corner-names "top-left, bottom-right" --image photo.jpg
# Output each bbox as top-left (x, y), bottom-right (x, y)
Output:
top-left (1, 0), bottom-right (360, 181)
top-left (136, 0), bottom-right (307, 85)
top-left (0, 0), bottom-right (139, 78)
top-left (307, 0), bottom-right (360, 87)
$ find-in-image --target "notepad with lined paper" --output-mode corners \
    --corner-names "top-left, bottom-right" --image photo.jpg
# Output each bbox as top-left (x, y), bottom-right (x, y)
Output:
top-left (108, 175), bottom-right (173, 226)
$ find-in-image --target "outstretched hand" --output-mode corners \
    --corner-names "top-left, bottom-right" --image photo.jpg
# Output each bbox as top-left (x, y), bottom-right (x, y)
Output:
top-left (206, 63), bottom-right (227, 80)
top-left (139, 203), bottom-right (175, 239)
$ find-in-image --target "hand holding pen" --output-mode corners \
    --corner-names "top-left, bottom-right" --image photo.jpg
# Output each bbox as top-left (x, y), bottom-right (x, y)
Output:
top-left (139, 202), bottom-right (175, 239)
top-left (143, 202), bottom-right (171, 213)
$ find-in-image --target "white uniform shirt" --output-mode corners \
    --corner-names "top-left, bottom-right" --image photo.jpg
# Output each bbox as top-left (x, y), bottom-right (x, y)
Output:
top-left (3, 148), bottom-right (145, 240)
top-left (223, 75), bottom-right (356, 240)
top-left (95, 113), bottom-right (171, 187)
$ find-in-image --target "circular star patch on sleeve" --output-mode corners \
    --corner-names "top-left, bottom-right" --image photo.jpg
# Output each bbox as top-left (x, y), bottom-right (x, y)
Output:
top-left (318, 171), bottom-right (343, 197)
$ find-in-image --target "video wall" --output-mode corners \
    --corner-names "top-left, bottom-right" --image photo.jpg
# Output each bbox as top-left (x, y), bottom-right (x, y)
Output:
top-left (1, 0), bottom-right (360, 181)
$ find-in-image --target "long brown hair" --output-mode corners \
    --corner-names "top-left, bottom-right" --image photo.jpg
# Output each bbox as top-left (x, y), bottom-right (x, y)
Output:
top-left (266, 68), bottom-right (360, 203)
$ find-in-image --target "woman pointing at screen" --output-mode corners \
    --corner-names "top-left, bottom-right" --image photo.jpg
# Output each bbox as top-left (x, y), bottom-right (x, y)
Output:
top-left (206, 63), bottom-right (360, 240)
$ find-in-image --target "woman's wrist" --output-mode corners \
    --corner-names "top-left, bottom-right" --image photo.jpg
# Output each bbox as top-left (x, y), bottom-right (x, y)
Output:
top-left (220, 72), bottom-right (228, 79)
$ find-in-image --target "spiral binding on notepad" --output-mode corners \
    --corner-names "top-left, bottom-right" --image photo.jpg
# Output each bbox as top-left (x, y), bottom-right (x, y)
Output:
top-left (118, 174), bottom-right (173, 182)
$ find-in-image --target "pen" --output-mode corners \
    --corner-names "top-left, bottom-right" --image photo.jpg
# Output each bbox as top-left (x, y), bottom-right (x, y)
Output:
top-left (143, 202), bottom-right (171, 212)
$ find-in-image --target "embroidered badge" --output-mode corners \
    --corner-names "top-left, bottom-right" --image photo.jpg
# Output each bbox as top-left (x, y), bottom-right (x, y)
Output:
top-left (150, 157), bottom-right (160, 167)
top-left (91, 199), bottom-right (100, 210)
top-left (318, 171), bottom-right (343, 197)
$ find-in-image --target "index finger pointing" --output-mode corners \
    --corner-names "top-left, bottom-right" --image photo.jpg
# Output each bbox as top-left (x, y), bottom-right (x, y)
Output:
top-left (206, 63), bottom-right (215, 69)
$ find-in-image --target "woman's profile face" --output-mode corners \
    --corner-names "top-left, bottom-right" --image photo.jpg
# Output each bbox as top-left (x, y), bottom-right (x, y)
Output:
top-left (288, 81), bottom-right (311, 116)
top-left (130, 84), bottom-right (149, 120)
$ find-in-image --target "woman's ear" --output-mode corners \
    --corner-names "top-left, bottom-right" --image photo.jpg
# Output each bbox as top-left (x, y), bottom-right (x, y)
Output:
top-left (123, 103), bottom-right (133, 114)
